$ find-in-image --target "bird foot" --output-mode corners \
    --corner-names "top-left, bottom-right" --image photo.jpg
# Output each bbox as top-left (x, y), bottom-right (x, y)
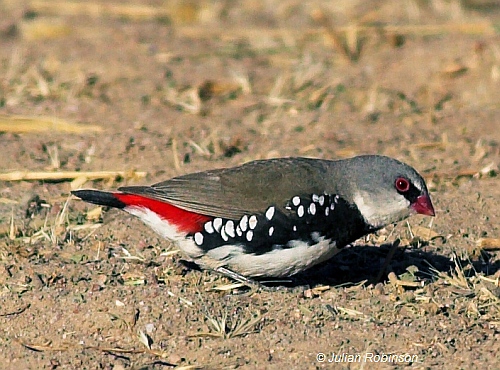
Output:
top-left (215, 266), bottom-right (262, 287)
top-left (214, 266), bottom-right (286, 293)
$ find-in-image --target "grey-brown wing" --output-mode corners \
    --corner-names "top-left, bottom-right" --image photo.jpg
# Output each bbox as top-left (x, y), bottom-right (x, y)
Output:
top-left (118, 158), bottom-right (332, 219)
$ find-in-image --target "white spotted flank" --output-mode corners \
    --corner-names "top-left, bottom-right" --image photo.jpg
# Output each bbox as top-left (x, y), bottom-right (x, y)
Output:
top-left (265, 206), bottom-right (275, 220)
top-left (249, 215), bottom-right (258, 229)
top-left (194, 232), bottom-right (204, 245)
top-left (220, 226), bottom-right (228, 241)
top-left (213, 218), bottom-right (223, 232)
top-left (239, 215), bottom-right (248, 231)
top-left (297, 205), bottom-right (304, 218)
top-left (204, 221), bottom-right (214, 233)
top-left (268, 226), bottom-right (274, 236)
top-left (225, 220), bottom-right (235, 238)
top-left (318, 195), bottom-right (325, 206)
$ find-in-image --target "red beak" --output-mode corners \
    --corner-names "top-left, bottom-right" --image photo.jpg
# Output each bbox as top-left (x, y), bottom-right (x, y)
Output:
top-left (411, 194), bottom-right (435, 216)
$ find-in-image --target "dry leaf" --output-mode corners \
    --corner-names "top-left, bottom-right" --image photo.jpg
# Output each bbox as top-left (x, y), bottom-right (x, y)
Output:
top-left (411, 226), bottom-right (440, 241)
top-left (86, 207), bottom-right (103, 221)
top-left (137, 330), bottom-right (151, 350)
top-left (442, 62), bottom-right (468, 78)
top-left (476, 238), bottom-right (500, 251)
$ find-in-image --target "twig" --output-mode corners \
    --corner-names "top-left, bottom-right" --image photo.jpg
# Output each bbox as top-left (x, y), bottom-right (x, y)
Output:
top-left (388, 272), bottom-right (423, 288)
top-left (0, 114), bottom-right (102, 134)
top-left (171, 138), bottom-right (181, 173)
top-left (0, 304), bottom-right (30, 317)
top-left (177, 22), bottom-right (495, 40)
top-left (30, 0), bottom-right (171, 20)
top-left (0, 170), bottom-right (146, 182)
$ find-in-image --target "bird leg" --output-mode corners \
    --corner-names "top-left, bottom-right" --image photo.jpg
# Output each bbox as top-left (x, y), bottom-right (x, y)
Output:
top-left (214, 266), bottom-right (264, 289)
top-left (213, 266), bottom-right (294, 293)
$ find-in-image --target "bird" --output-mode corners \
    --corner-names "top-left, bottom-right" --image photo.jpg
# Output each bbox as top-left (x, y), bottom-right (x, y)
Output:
top-left (72, 155), bottom-right (435, 281)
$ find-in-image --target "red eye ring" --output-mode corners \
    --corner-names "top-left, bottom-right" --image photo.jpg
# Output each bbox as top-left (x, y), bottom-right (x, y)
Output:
top-left (395, 177), bottom-right (410, 192)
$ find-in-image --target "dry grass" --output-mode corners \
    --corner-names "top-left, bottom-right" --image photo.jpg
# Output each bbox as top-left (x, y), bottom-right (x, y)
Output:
top-left (29, 0), bottom-right (172, 21)
top-left (0, 115), bottom-right (102, 134)
top-left (193, 309), bottom-right (264, 339)
top-left (0, 170), bottom-right (147, 191)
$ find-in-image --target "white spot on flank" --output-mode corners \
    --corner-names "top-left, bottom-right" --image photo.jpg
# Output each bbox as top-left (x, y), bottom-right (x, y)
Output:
top-left (330, 203), bottom-right (335, 210)
top-left (246, 230), bottom-right (253, 242)
top-left (308, 203), bottom-right (316, 215)
top-left (318, 195), bottom-right (325, 206)
top-left (265, 206), bottom-right (275, 220)
top-left (312, 194), bottom-right (319, 202)
top-left (297, 205), bottom-right (304, 217)
top-left (204, 221), bottom-right (214, 233)
top-left (239, 215), bottom-right (248, 231)
top-left (293, 225), bottom-right (297, 232)
top-left (194, 232), bottom-right (204, 245)
top-left (334, 195), bottom-right (340, 203)
top-left (249, 215), bottom-right (258, 229)
top-left (213, 218), bottom-right (223, 232)
top-left (220, 226), bottom-right (228, 241)
top-left (292, 196), bottom-right (300, 206)
top-left (268, 226), bottom-right (274, 236)
top-left (325, 207), bottom-right (330, 216)
top-left (225, 220), bottom-right (235, 238)
top-left (236, 225), bottom-right (242, 236)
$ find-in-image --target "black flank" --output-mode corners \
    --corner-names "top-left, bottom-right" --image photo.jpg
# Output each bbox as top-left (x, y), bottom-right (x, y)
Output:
top-left (193, 193), bottom-right (372, 255)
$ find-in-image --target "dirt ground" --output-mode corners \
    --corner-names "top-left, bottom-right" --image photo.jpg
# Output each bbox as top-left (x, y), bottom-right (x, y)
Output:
top-left (1, 1), bottom-right (499, 369)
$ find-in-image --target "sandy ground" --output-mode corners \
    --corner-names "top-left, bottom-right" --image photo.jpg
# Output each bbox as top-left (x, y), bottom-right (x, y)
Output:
top-left (0, 1), bottom-right (499, 369)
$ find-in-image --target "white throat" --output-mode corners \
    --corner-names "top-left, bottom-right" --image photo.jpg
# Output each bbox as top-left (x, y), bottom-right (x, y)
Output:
top-left (353, 191), bottom-right (410, 229)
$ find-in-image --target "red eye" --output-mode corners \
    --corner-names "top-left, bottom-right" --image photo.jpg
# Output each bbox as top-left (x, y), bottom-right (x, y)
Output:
top-left (395, 177), bottom-right (410, 192)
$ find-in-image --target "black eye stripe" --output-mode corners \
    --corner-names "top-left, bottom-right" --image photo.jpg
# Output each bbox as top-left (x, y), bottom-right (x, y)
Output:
top-left (402, 184), bottom-right (421, 203)
top-left (393, 176), bottom-right (422, 203)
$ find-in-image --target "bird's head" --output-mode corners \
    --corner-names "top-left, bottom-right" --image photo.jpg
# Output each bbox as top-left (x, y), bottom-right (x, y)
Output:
top-left (335, 155), bottom-right (435, 229)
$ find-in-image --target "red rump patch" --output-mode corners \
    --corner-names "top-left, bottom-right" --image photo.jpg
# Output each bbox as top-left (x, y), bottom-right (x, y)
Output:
top-left (113, 193), bottom-right (212, 234)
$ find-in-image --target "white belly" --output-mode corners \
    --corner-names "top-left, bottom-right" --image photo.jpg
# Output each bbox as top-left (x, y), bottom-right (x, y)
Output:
top-left (192, 237), bottom-right (340, 278)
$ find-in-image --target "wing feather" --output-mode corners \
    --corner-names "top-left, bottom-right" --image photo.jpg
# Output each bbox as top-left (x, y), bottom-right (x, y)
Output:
top-left (118, 158), bottom-right (333, 219)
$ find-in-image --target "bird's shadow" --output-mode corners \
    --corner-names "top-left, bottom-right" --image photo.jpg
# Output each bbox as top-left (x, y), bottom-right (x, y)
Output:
top-left (257, 243), bottom-right (500, 289)
top-left (180, 243), bottom-right (499, 290)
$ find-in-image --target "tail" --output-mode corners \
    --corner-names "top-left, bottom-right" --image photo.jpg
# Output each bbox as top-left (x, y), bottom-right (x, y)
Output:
top-left (72, 189), bottom-right (126, 209)
top-left (72, 188), bottom-right (212, 234)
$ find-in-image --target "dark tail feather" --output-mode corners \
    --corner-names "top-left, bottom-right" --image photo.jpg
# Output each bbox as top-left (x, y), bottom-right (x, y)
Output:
top-left (72, 190), bottom-right (126, 209)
